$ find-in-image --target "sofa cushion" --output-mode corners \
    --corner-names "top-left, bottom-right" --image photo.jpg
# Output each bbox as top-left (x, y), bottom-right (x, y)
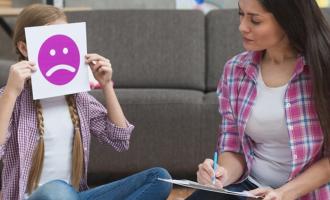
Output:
top-left (67, 10), bottom-right (205, 90)
top-left (0, 20), bottom-right (16, 61)
top-left (87, 88), bottom-right (207, 182)
top-left (200, 91), bottom-right (219, 156)
top-left (206, 9), bottom-right (244, 92)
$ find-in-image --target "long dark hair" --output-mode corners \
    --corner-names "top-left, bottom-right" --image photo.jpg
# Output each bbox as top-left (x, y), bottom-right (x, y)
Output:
top-left (258, 0), bottom-right (330, 156)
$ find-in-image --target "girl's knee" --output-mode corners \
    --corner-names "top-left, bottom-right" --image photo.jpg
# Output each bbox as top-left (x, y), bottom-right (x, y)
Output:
top-left (29, 180), bottom-right (79, 200)
top-left (152, 167), bottom-right (173, 194)
top-left (152, 167), bottom-right (172, 180)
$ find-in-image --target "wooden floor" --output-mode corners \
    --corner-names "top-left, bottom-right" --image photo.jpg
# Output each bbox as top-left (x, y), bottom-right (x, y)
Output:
top-left (167, 187), bottom-right (195, 200)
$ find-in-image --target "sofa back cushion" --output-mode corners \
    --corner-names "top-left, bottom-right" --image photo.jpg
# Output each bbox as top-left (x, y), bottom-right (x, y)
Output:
top-left (0, 60), bottom-right (14, 88)
top-left (67, 10), bottom-right (205, 90)
top-left (206, 9), bottom-right (243, 92)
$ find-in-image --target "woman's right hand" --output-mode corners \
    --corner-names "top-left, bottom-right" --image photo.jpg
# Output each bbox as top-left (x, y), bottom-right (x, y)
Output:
top-left (5, 61), bottom-right (36, 97)
top-left (197, 158), bottom-right (229, 188)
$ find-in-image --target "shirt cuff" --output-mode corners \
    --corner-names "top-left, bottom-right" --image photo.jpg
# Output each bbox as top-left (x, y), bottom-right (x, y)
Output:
top-left (106, 120), bottom-right (134, 141)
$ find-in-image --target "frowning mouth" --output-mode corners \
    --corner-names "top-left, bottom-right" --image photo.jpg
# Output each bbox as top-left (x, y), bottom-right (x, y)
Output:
top-left (46, 64), bottom-right (76, 77)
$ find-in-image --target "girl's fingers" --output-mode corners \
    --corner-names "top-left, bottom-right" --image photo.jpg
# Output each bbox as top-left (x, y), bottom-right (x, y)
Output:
top-left (20, 69), bottom-right (33, 75)
top-left (28, 65), bottom-right (37, 72)
top-left (12, 63), bottom-right (37, 72)
top-left (97, 66), bottom-right (111, 74)
top-left (20, 60), bottom-right (36, 66)
top-left (21, 71), bottom-right (33, 80)
top-left (91, 62), bottom-right (102, 72)
top-left (91, 61), bottom-right (111, 72)
top-left (85, 54), bottom-right (108, 63)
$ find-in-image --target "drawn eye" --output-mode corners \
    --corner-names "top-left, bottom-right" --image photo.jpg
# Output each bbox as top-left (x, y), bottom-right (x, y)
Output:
top-left (50, 49), bottom-right (56, 56)
top-left (63, 47), bottom-right (68, 55)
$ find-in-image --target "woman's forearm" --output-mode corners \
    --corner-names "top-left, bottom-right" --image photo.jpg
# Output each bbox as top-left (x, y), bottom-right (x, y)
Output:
top-left (0, 88), bottom-right (17, 145)
top-left (102, 82), bottom-right (127, 128)
top-left (219, 151), bottom-right (246, 186)
top-left (278, 157), bottom-right (330, 199)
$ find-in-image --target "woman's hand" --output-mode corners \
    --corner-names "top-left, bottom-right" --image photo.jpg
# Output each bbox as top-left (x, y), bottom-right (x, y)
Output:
top-left (5, 61), bottom-right (36, 97)
top-left (249, 187), bottom-right (295, 200)
top-left (196, 158), bottom-right (229, 188)
top-left (85, 53), bottom-right (112, 88)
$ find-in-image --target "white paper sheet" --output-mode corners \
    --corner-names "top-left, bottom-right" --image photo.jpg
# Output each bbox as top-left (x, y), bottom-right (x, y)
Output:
top-left (158, 178), bottom-right (261, 198)
top-left (25, 22), bottom-right (90, 99)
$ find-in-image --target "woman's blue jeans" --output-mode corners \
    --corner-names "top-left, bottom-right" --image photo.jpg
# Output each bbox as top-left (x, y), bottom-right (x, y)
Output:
top-left (28, 167), bottom-right (172, 200)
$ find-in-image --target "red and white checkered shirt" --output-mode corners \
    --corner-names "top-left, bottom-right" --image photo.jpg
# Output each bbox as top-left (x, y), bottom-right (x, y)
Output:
top-left (0, 85), bottom-right (134, 200)
top-left (217, 51), bottom-right (330, 200)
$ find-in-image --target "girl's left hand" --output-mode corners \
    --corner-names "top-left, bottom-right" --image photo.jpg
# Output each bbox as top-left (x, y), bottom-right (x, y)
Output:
top-left (249, 187), bottom-right (293, 200)
top-left (85, 53), bottom-right (112, 87)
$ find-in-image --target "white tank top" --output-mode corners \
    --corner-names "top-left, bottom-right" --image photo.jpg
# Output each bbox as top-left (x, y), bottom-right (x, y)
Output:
top-left (38, 96), bottom-right (74, 186)
top-left (245, 70), bottom-right (292, 188)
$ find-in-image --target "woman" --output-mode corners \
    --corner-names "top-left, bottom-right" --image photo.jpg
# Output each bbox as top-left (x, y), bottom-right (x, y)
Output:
top-left (187, 0), bottom-right (330, 199)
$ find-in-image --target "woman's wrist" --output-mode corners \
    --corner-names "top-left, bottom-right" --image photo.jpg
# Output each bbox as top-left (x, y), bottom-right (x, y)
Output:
top-left (277, 184), bottom-right (299, 200)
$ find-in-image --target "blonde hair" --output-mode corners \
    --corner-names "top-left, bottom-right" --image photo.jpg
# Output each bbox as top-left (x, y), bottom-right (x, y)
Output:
top-left (13, 4), bottom-right (67, 61)
top-left (13, 4), bottom-right (83, 193)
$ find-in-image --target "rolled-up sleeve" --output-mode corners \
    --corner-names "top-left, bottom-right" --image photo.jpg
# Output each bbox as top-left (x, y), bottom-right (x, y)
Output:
top-left (88, 94), bottom-right (134, 152)
top-left (217, 60), bottom-right (248, 183)
top-left (217, 61), bottom-right (243, 154)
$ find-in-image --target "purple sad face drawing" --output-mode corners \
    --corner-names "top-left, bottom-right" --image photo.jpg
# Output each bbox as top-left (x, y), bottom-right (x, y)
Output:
top-left (38, 34), bottom-right (80, 85)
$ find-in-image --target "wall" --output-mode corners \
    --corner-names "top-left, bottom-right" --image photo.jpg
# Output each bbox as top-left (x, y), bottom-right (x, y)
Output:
top-left (66, 0), bottom-right (238, 9)
top-left (10, 0), bottom-right (239, 9)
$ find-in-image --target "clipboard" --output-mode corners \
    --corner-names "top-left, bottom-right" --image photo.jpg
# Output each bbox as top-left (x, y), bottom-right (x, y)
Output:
top-left (158, 178), bottom-right (261, 198)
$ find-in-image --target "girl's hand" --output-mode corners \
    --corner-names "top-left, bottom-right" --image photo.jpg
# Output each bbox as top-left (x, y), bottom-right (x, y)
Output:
top-left (196, 158), bottom-right (229, 188)
top-left (249, 187), bottom-right (294, 200)
top-left (85, 53), bottom-right (112, 88)
top-left (5, 61), bottom-right (36, 97)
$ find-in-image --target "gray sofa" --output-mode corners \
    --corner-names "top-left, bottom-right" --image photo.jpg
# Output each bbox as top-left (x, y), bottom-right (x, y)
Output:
top-left (0, 9), bottom-right (244, 186)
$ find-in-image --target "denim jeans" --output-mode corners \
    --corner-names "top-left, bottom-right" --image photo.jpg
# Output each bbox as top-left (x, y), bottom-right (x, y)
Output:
top-left (28, 167), bottom-right (172, 200)
top-left (185, 179), bottom-right (258, 200)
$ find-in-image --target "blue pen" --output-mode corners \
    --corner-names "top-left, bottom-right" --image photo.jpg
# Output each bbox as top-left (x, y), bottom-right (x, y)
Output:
top-left (212, 151), bottom-right (218, 185)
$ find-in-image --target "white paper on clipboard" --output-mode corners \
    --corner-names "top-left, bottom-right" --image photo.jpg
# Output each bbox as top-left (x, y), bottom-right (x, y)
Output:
top-left (158, 178), bottom-right (261, 198)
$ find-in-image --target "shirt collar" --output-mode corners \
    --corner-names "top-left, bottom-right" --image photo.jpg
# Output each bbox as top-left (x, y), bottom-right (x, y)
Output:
top-left (240, 51), bottom-right (308, 83)
top-left (240, 51), bottom-right (262, 83)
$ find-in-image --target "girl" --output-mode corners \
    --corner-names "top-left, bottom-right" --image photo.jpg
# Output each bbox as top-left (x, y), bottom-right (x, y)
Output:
top-left (187, 0), bottom-right (330, 199)
top-left (0, 4), bottom-right (172, 200)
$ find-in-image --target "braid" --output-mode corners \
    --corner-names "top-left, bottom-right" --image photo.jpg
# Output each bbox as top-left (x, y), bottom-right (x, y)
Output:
top-left (27, 95), bottom-right (84, 193)
top-left (27, 100), bottom-right (45, 194)
top-left (65, 94), bottom-right (84, 191)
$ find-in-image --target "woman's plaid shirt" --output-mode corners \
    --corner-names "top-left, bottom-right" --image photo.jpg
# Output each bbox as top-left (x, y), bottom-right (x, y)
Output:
top-left (217, 51), bottom-right (330, 199)
top-left (0, 85), bottom-right (134, 200)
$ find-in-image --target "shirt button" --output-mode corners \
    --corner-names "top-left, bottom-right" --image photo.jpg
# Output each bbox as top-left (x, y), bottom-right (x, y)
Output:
top-left (286, 102), bottom-right (291, 108)
top-left (288, 125), bottom-right (293, 131)
top-left (84, 147), bottom-right (87, 151)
